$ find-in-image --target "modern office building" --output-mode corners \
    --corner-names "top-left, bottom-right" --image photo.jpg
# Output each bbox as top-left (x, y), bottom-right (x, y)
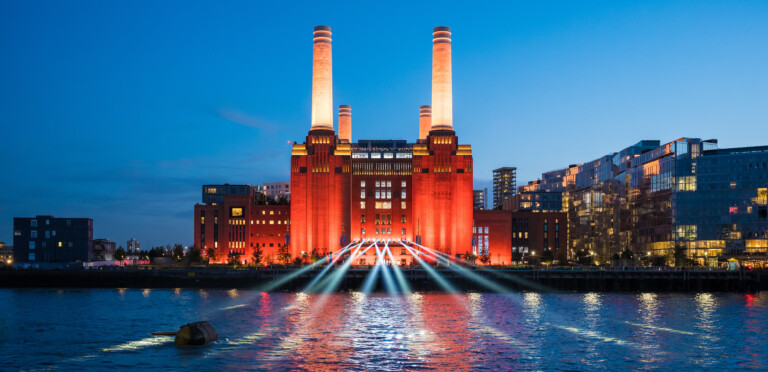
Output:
top-left (504, 191), bottom-right (563, 213)
top-left (493, 167), bottom-right (517, 209)
top-left (0, 242), bottom-right (13, 264)
top-left (473, 189), bottom-right (488, 210)
top-left (289, 26), bottom-right (473, 260)
top-left (92, 239), bottom-right (116, 261)
top-left (126, 238), bottom-right (140, 254)
top-left (529, 138), bottom-right (768, 265)
top-left (259, 182), bottom-right (291, 202)
top-left (13, 216), bottom-right (93, 263)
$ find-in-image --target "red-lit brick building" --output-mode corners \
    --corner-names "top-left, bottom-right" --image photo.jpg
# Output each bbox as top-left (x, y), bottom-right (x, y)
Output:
top-left (473, 210), bottom-right (568, 265)
top-left (289, 26), bottom-right (473, 261)
top-left (194, 185), bottom-right (290, 264)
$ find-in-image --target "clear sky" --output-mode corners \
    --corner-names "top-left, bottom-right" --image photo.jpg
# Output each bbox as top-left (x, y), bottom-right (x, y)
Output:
top-left (1, 0), bottom-right (767, 248)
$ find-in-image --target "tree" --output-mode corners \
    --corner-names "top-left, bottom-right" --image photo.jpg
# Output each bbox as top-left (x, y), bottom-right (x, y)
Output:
top-left (206, 248), bottom-right (217, 263)
top-left (227, 250), bottom-right (242, 266)
top-left (673, 244), bottom-right (687, 267)
top-left (651, 255), bottom-right (669, 267)
top-left (309, 248), bottom-right (320, 263)
top-left (463, 252), bottom-right (477, 264)
top-left (277, 245), bottom-right (291, 265)
top-left (575, 249), bottom-right (594, 265)
top-left (189, 245), bottom-right (203, 264)
top-left (511, 250), bottom-right (523, 264)
top-left (172, 244), bottom-right (185, 262)
top-left (478, 253), bottom-right (491, 265)
top-left (252, 245), bottom-right (264, 266)
top-left (292, 256), bottom-right (303, 266)
top-left (541, 248), bottom-right (555, 264)
top-left (114, 247), bottom-right (127, 262)
top-left (620, 250), bottom-right (634, 260)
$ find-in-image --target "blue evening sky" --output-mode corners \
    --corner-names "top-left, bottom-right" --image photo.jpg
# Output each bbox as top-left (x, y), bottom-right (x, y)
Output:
top-left (1, 1), bottom-right (767, 248)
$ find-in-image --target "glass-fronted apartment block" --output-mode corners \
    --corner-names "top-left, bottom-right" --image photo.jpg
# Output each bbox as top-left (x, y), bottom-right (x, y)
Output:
top-left (532, 138), bottom-right (768, 265)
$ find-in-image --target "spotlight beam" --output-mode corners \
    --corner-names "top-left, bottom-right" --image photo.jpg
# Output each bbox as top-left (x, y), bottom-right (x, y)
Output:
top-left (399, 242), bottom-right (458, 293)
top-left (385, 242), bottom-right (411, 294)
top-left (303, 241), bottom-right (362, 292)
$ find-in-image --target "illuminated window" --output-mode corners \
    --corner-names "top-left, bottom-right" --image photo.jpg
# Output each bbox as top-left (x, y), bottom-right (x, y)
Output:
top-left (401, 201), bottom-right (406, 209)
top-left (729, 206), bottom-right (738, 214)
top-left (361, 201), bottom-right (366, 209)
top-left (361, 180), bottom-right (366, 187)
top-left (230, 207), bottom-right (244, 218)
top-left (401, 190), bottom-right (406, 198)
top-left (387, 191), bottom-right (391, 199)
top-left (375, 201), bottom-right (392, 209)
top-left (270, 211), bottom-right (274, 215)
top-left (269, 220), bottom-right (274, 225)
top-left (361, 190), bottom-right (366, 199)
top-left (387, 181), bottom-right (391, 187)
top-left (376, 181), bottom-right (380, 187)
top-left (376, 190), bottom-right (380, 199)
top-left (58, 241), bottom-right (62, 247)
top-left (201, 217), bottom-right (205, 224)
top-left (387, 228), bottom-right (391, 234)
top-left (261, 211), bottom-right (266, 215)
top-left (361, 228), bottom-right (366, 235)
top-left (401, 181), bottom-right (406, 187)
top-left (758, 188), bottom-right (767, 205)
top-left (376, 228), bottom-right (380, 234)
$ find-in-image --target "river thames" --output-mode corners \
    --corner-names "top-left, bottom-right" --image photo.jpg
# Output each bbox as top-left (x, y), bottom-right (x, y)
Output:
top-left (2, 289), bottom-right (767, 370)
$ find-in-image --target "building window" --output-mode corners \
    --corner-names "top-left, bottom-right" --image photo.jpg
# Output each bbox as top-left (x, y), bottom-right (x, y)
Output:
top-left (31, 219), bottom-right (37, 227)
top-left (361, 228), bottom-right (366, 235)
top-left (361, 190), bottom-right (366, 199)
top-left (401, 214), bottom-right (406, 223)
top-left (360, 201), bottom-right (366, 209)
top-left (401, 181), bottom-right (406, 187)
top-left (375, 214), bottom-right (380, 225)
top-left (45, 231), bottom-right (50, 238)
top-left (401, 228), bottom-right (406, 235)
top-left (376, 181), bottom-right (380, 187)
top-left (361, 180), bottom-right (366, 187)
top-left (66, 219), bottom-right (71, 225)
top-left (376, 228), bottom-right (380, 234)
top-left (401, 201), bottom-right (406, 209)
top-left (375, 201), bottom-right (392, 209)
top-left (387, 190), bottom-right (392, 199)
top-left (29, 253), bottom-right (35, 261)
top-left (376, 190), bottom-right (380, 199)
top-left (387, 228), bottom-right (391, 234)
top-left (401, 190), bottom-right (406, 199)
top-left (387, 181), bottom-right (392, 187)
top-left (31, 230), bottom-right (37, 238)
top-left (361, 214), bottom-right (366, 223)
top-left (29, 241), bottom-right (35, 250)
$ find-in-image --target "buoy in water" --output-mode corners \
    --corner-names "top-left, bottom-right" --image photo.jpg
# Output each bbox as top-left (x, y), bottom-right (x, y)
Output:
top-left (152, 321), bottom-right (218, 346)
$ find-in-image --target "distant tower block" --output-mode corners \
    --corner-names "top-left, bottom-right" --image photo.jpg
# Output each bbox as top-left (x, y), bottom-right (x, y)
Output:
top-left (419, 105), bottom-right (431, 140)
top-left (431, 26), bottom-right (452, 131)
top-left (311, 26), bottom-right (333, 131)
top-left (339, 105), bottom-right (351, 142)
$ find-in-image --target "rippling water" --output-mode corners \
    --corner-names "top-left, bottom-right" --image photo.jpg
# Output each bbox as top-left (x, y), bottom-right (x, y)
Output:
top-left (1, 289), bottom-right (767, 370)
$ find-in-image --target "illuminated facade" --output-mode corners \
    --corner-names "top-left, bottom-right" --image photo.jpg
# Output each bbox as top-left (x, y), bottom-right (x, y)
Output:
top-left (532, 138), bottom-right (768, 265)
top-left (290, 26), bottom-right (473, 260)
top-left (493, 167), bottom-right (517, 209)
top-left (194, 185), bottom-right (290, 264)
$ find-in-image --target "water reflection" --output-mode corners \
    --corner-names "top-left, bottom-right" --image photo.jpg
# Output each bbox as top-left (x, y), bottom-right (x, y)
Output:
top-left (2, 290), bottom-right (768, 370)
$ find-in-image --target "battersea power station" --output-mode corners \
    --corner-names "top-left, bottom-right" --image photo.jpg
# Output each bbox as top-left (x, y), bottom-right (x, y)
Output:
top-left (194, 26), bottom-right (561, 266)
top-left (291, 25), bottom-right (472, 259)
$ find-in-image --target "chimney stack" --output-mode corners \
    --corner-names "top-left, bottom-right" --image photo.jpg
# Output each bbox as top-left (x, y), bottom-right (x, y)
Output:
top-left (338, 105), bottom-right (351, 142)
top-left (311, 26), bottom-right (333, 131)
top-left (431, 26), bottom-right (453, 131)
top-left (419, 105), bottom-right (432, 139)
